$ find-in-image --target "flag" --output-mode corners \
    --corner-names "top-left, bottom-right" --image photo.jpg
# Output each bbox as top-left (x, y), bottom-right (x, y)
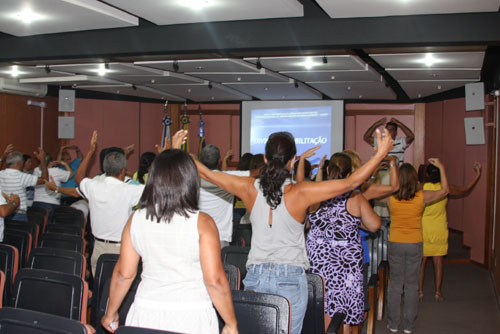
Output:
top-left (198, 119), bottom-right (206, 159)
top-left (180, 114), bottom-right (190, 152)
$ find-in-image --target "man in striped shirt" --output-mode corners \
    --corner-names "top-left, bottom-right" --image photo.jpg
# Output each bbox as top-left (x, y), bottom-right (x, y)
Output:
top-left (0, 148), bottom-right (48, 221)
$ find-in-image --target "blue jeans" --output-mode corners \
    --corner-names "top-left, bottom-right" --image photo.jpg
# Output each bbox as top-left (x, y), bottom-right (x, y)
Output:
top-left (244, 263), bottom-right (308, 334)
top-left (7, 212), bottom-right (28, 222)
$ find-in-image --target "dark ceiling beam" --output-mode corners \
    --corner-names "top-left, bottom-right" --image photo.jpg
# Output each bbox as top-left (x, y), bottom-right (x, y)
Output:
top-left (353, 49), bottom-right (410, 100)
top-left (0, 12), bottom-right (499, 63)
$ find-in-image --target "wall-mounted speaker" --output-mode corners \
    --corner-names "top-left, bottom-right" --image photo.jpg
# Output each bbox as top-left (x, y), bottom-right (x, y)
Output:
top-left (58, 89), bottom-right (75, 112)
top-left (58, 116), bottom-right (75, 139)
top-left (465, 82), bottom-right (484, 111)
top-left (464, 117), bottom-right (485, 145)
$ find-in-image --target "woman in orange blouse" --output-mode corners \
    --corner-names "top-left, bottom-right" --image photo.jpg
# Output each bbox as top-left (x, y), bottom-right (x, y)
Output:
top-left (387, 159), bottom-right (449, 334)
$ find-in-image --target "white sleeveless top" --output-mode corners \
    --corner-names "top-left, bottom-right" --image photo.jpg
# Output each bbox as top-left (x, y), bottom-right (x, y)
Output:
top-left (126, 208), bottom-right (218, 333)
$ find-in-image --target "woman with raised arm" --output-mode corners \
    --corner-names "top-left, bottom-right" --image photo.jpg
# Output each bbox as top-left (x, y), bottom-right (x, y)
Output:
top-left (418, 162), bottom-right (481, 303)
top-left (101, 147), bottom-right (238, 334)
top-left (195, 130), bottom-right (393, 334)
top-left (306, 153), bottom-right (382, 333)
top-left (387, 159), bottom-right (449, 334)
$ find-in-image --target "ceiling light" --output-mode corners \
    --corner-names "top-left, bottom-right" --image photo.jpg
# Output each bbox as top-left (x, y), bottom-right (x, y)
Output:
top-left (358, 95), bottom-right (363, 98)
top-left (236, 77), bottom-right (241, 81)
top-left (264, 87), bottom-right (268, 91)
top-left (9, 65), bottom-right (21, 77)
top-left (180, 0), bottom-right (212, 10)
top-left (300, 57), bottom-right (320, 70)
top-left (211, 96), bottom-right (215, 100)
top-left (187, 88), bottom-right (192, 93)
top-left (418, 94), bottom-right (422, 98)
top-left (151, 79), bottom-right (155, 84)
top-left (330, 76), bottom-right (335, 80)
top-left (418, 53), bottom-right (440, 67)
top-left (195, 66), bottom-right (204, 70)
top-left (347, 86), bottom-right (352, 91)
top-left (437, 85), bottom-right (442, 90)
top-left (95, 64), bottom-right (109, 76)
top-left (13, 8), bottom-right (43, 24)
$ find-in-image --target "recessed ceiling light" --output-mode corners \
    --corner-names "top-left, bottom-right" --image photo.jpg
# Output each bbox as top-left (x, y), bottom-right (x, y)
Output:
top-left (418, 94), bottom-right (422, 98)
top-left (236, 77), bottom-right (241, 81)
top-left (358, 95), bottom-right (363, 98)
top-left (211, 96), bottom-right (215, 100)
top-left (347, 86), bottom-right (352, 91)
top-left (264, 87), bottom-right (268, 91)
top-left (330, 76), bottom-right (335, 80)
top-left (9, 65), bottom-right (21, 77)
top-left (299, 57), bottom-right (320, 70)
top-left (418, 53), bottom-right (440, 67)
top-left (437, 85), bottom-right (442, 90)
top-left (93, 64), bottom-right (110, 76)
top-left (195, 66), bottom-right (205, 70)
top-left (151, 79), bottom-right (155, 84)
top-left (12, 8), bottom-right (44, 24)
top-left (180, 0), bottom-right (212, 10)
top-left (116, 90), bottom-right (120, 94)
top-left (187, 88), bottom-right (192, 93)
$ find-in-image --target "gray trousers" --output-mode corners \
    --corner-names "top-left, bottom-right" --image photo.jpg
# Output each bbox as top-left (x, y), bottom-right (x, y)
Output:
top-left (387, 241), bottom-right (423, 332)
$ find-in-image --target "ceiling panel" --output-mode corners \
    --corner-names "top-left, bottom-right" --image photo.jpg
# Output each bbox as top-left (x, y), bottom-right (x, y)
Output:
top-left (400, 80), bottom-right (474, 99)
top-left (19, 75), bottom-right (123, 86)
top-left (136, 59), bottom-right (260, 73)
top-left (388, 68), bottom-right (481, 81)
top-left (315, 0), bottom-right (500, 18)
top-left (370, 52), bottom-right (485, 69)
top-left (105, 0), bottom-right (303, 25)
top-left (148, 82), bottom-right (252, 102)
top-left (224, 82), bottom-right (323, 100)
top-left (0, 65), bottom-right (72, 78)
top-left (244, 55), bottom-right (367, 72)
top-left (42, 63), bottom-right (204, 85)
top-left (78, 84), bottom-right (185, 101)
top-left (0, 0), bottom-right (138, 37)
top-left (308, 81), bottom-right (396, 100)
top-left (283, 69), bottom-right (380, 82)
top-left (185, 69), bottom-right (289, 84)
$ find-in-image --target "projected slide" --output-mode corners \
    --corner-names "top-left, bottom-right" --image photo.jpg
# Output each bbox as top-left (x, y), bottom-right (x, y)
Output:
top-left (250, 106), bottom-right (332, 164)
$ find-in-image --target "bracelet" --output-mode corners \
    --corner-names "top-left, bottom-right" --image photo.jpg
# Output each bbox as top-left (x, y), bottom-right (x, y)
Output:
top-left (389, 163), bottom-right (397, 167)
top-left (55, 186), bottom-right (59, 194)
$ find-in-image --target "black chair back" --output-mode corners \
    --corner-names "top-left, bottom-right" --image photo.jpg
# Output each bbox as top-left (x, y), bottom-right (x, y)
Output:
top-left (3, 229), bottom-right (31, 267)
top-left (38, 233), bottom-right (83, 253)
top-left (12, 269), bottom-right (86, 321)
top-left (27, 207), bottom-right (47, 231)
top-left (221, 246), bottom-right (250, 284)
top-left (52, 207), bottom-right (85, 229)
top-left (0, 307), bottom-right (87, 334)
top-left (90, 253), bottom-right (119, 327)
top-left (45, 224), bottom-right (83, 237)
top-left (27, 248), bottom-right (84, 278)
top-left (96, 277), bottom-right (141, 334)
top-left (302, 273), bottom-right (325, 334)
top-left (5, 220), bottom-right (39, 250)
top-left (0, 244), bottom-right (18, 306)
top-left (231, 224), bottom-right (252, 247)
top-left (115, 327), bottom-right (181, 334)
top-left (231, 290), bottom-right (290, 334)
top-left (223, 263), bottom-right (240, 290)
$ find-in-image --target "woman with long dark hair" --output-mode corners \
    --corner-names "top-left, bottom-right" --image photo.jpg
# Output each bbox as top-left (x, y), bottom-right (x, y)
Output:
top-left (195, 130), bottom-right (393, 334)
top-left (101, 149), bottom-right (238, 334)
top-left (387, 159), bottom-right (449, 334)
top-left (133, 152), bottom-right (156, 184)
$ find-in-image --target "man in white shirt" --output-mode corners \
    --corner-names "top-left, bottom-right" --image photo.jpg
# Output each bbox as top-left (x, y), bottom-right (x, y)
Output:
top-left (75, 131), bottom-right (145, 275)
top-left (198, 145), bottom-right (249, 248)
top-left (0, 149), bottom-right (48, 221)
top-left (0, 191), bottom-right (20, 241)
top-left (363, 117), bottom-right (415, 165)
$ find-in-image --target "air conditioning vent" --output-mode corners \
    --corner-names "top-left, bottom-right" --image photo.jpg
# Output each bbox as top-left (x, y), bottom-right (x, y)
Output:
top-left (0, 78), bottom-right (48, 97)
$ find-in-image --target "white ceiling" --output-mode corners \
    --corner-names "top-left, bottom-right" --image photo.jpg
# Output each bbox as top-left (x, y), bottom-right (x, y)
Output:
top-left (0, 0), bottom-right (138, 36)
top-left (315, 0), bottom-right (500, 19)
top-left (104, 0), bottom-right (304, 25)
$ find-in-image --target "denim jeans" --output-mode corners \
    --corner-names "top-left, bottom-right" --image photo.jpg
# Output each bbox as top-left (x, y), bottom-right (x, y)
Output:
top-left (6, 212), bottom-right (28, 222)
top-left (243, 263), bottom-right (308, 334)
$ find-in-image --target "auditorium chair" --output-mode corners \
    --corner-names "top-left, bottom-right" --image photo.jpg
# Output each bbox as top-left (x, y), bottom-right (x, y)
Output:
top-left (223, 263), bottom-right (240, 290)
top-left (52, 206), bottom-right (85, 229)
top-left (301, 273), bottom-right (325, 334)
top-left (0, 307), bottom-right (88, 333)
top-left (45, 223), bottom-right (83, 237)
top-left (5, 220), bottom-right (39, 250)
top-left (221, 246), bottom-right (250, 287)
top-left (11, 268), bottom-right (88, 322)
top-left (3, 229), bottom-right (31, 267)
top-left (38, 232), bottom-right (84, 253)
top-left (90, 253), bottom-right (119, 327)
top-left (27, 248), bottom-right (85, 279)
top-left (0, 244), bottom-right (18, 306)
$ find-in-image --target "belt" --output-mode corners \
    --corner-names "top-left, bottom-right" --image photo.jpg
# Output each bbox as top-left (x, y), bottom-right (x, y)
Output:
top-left (94, 236), bottom-right (120, 244)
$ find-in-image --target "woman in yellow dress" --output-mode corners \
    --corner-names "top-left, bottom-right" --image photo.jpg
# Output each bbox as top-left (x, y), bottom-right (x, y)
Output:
top-left (419, 162), bottom-right (481, 302)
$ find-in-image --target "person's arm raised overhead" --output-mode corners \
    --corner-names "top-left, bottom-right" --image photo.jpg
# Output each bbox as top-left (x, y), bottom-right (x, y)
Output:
top-left (296, 146), bottom-right (320, 183)
top-left (58, 160), bottom-right (74, 179)
top-left (222, 149), bottom-right (232, 171)
top-left (358, 194), bottom-right (381, 232)
top-left (198, 212), bottom-right (238, 334)
top-left (101, 215), bottom-right (140, 333)
top-left (155, 130), bottom-right (187, 153)
top-left (0, 144), bottom-right (14, 170)
top-left (44, 176), bottom-right (80, 198)
top-left (362, 155), bottom-right (399, 200)
top-left (75, 130), bottom-right (98, 186)
top-left (363, 117), bottom-right (386, 146)
top-left (423, 158), bottom-right (449, 204)
top-left (391, 117), bottom-right (415, 146)
top-left (298, 128), bottom-right (393, 207)
top-left (315, 154), bottom-right (327, 183)
top-left (73, 145), bottom-right (84, 160)
top-left (449, 162), bottom-right (481, 196)
top-left (33, 148), bottom-right (48, 185)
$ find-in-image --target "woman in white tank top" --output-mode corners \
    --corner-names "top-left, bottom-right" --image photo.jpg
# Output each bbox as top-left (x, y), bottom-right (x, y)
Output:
top-left (194, 130), bottom-right (393, 334)
top-left (101, 145), bottom-right (238, 334)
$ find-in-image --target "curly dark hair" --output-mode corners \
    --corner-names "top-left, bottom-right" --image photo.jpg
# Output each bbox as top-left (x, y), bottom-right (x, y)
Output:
top-left (259, 132), bottom-right (296, 209)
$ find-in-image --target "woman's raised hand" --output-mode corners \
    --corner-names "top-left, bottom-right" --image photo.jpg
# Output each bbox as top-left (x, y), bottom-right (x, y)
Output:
top-left (473, 162), bottom-right (482, 175)
top-left (300, 145), bottom-right (320, 160)
top-left (375, 128), bottom-right (393, 157)
top-left (428, 158), bottom-right (444, 169)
